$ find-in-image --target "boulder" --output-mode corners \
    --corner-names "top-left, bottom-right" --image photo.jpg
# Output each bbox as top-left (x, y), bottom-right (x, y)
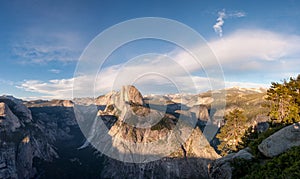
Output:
top-left (209, 148), bottom-right (253, 179)
top-left (258, 122), bottom-right (300, 157)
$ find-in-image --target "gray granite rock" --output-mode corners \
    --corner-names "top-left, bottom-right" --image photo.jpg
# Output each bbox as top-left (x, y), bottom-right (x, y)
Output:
top-left (258, 122), bottom-right (300, 157)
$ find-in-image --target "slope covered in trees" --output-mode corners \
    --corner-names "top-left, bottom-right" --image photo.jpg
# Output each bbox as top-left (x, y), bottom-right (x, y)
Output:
top-left (217, 74), bottom-right (300, 178)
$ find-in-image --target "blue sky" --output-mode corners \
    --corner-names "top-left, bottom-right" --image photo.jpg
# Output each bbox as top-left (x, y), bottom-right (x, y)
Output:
top-left (1, 0), bottom-right (300, 99)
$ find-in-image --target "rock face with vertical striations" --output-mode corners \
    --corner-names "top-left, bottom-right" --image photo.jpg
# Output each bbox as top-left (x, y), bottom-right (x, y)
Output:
top-left (93, 86), bottom-right (220, 178)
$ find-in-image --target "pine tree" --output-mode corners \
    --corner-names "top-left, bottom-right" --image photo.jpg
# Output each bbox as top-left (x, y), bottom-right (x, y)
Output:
top-left (217, 109), bottom-right (247, 156)
top-left (266, 75), bottom-right (300, 124)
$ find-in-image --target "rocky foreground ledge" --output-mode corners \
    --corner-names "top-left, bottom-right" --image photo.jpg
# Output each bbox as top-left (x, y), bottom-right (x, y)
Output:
top-left (209, 122), bottom-right (300, 179)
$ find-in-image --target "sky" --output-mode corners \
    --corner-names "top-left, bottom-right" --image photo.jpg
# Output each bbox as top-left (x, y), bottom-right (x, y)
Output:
top-left (1, 0), bottom-right (300, 99)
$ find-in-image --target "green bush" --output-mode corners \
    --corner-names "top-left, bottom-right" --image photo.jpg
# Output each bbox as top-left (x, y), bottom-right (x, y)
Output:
top-left (232, 146), bottom-right (300, 178)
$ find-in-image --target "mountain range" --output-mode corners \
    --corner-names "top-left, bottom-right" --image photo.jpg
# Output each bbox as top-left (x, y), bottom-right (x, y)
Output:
top-left (1, 85), bottom-right (298, 178)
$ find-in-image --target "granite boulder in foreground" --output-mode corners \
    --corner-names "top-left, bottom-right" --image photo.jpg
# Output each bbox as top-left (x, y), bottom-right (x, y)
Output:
top-left (258, 122), bottom-right (300, 157)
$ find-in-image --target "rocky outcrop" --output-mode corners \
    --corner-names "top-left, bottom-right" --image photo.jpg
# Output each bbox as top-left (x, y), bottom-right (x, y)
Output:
top-left (16, 135), bottom-right (58, 178)
top-left (95, 91), bottom-right (117, 106)
top-left (0, 102), bottom-right (21, 132)
top-left (0, 97), bottom-right (58, 179)
top-left (182, 127), bottom-right (220, 159)
top-left (189, 105), bottom-right (210, 121)
top-left (124, 85), bottom-right (144, 106)
top-left (93, 86), bottom-right (220, 178)
top-left (209, 148), bottom-right (253, 179)
top-left (0, 96), bottom-right (32, 123)
top-left (258, 122), bottom-right (300, 157)
top-left (101, 126), bottom-right (220, 178)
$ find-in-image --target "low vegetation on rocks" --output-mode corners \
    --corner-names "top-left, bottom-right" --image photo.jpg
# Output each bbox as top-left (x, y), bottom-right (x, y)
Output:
top-left (214, 74), bottom-right (300, 178)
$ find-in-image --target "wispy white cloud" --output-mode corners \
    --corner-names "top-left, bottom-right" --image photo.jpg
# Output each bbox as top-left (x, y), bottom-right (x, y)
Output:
top-left (209, 29), bottom-right (300, 63)
top-left (12, 30), bottom-right (83, 64)
top-left (213, 9), bottom-right (246, 37)
top-left (232, 11), bottom-right (246, 18)
top-left (49, 69), bottom-right (61, 74)
top-left (213, 9), bottom-right (226, 37)
top-left (17, 78), bottom-right (74, 99)
top-left (13, 43), bottom-right (78, 64)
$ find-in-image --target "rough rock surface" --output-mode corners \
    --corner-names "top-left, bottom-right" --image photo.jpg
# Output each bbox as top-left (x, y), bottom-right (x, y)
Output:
top-left (102, 157), bottom-right (214, 179)
top-left (95, 91), bottom-right (117, 106)
top-left (94, 86), bottom-right (220, 178)
top-left (209, 148), bottom-right (253, 179)
top-left (0, 102), bottom-right (21, 132)
top-left (258, 122), bottom-right (300, 157)
top-left (0, 97), bottom-right (58, 179)
top-left (100, 126), bottom-right (220, 178)
top-left (123, 85), bottom-right (144, 106)
top-left (0, 96), bottom-right (32, 123)
top-left (0, 143), bottom-right (18, 179)
top-left (189, 105), bottom-right (210, 121)
top-left (183, 127), bottom-right (220, 159)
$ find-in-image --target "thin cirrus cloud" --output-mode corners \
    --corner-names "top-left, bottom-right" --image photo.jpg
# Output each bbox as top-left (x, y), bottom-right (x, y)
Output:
top-left (11, 30), bottom-right (83, 64)
top-left (49, 69), bottom-right (61, 74)
top-left (213, 9), bottom-right (246, 37)
top-left (17, 29), bottom-right (300, 99)
top-left (13, 43), bottom-right (78, 64)
top-left (0, 79), bottom-right (14, 86)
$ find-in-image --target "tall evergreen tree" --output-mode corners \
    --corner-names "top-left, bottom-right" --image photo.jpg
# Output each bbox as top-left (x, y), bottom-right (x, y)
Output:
top-left (266, 75), bottom-right (300, 124)
top-left (217, 109), bottom-right (247, 156)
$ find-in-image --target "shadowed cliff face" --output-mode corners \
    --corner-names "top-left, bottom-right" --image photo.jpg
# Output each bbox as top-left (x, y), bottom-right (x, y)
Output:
top-left (85, 85), bottom-right (220, 178)
top-left (0, 97), bottom-right (57, 179)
